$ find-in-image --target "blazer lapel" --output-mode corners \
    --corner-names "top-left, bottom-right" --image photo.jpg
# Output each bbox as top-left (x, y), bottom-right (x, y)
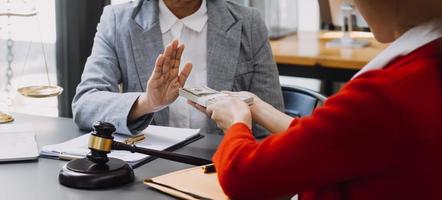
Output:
top-left (129, 0), bottom-right (169, 125)
top-left (206, 0), bottom-right (243, 91)
top-left (129, 0), bottom-right (163, 91)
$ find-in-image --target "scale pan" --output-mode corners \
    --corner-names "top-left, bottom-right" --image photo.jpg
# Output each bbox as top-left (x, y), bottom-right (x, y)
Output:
top-left (0, 2), bottom-right (38, 17)
top-left (0, 112), bottom-right (14, 124)
top-left (17, 85), bottom-right (63, 98)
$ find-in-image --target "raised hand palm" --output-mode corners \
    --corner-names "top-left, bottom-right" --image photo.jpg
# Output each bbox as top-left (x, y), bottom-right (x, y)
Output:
top-left (146, 40), bottom-right (192, 111)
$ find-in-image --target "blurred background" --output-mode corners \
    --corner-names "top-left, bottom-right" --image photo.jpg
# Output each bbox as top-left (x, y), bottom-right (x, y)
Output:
top-left (0, 0), bottom-right (57, 116)
top-left (0, 0), bottom-right (370, 118)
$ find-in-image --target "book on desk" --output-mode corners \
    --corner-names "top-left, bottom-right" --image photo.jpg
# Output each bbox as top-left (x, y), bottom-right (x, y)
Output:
top-left (0, 123), bottom-right (39, 162)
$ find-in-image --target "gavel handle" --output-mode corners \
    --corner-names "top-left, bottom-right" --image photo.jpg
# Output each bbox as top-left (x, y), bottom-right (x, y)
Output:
top-left (112, 141), bottom-right (212, 166)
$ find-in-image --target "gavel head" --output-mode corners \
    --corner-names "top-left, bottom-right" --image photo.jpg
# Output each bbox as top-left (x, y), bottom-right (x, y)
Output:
top-left (87, 121), bottom-right (116, 165)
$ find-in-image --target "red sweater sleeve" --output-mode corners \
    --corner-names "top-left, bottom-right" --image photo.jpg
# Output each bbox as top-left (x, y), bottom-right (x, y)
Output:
top-left (212, 77), bottom-right (406, 199)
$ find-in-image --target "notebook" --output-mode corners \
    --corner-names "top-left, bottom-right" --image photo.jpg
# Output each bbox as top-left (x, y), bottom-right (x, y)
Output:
top-left (0, 123), bottom-right (39, 162)
top-left (144, 165), bottom-right (228, 200)
top-left (40, 125), bottom-right (203, 167)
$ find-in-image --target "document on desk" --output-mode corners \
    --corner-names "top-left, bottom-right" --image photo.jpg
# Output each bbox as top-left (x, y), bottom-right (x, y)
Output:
top-left (144, 165), bottom-right (228, 200)
top-left (40, 125), bottom-right (202, 167)
top-left (0, 123), bottom-right (39, 162)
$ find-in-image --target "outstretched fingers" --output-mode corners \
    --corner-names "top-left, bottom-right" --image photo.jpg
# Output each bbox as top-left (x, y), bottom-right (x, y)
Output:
top-left (174, 43), bottom-right (185, 69)
top-left (151, 54), bottom-right (165, 80)
top-left (162, 40), bottom-right (178, 75)
top-left (168, 42), bottom-right (184, 81)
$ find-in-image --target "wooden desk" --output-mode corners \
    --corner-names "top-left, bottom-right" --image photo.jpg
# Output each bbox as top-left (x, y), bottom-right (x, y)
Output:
top-left (271, 32), bottom-right (388, 94)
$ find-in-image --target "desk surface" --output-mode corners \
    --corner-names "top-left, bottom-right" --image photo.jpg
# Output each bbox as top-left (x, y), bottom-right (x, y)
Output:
top-left (270, 32), bottom-right (388, 70)
top-left (0, 113), bottom-right (222, 200)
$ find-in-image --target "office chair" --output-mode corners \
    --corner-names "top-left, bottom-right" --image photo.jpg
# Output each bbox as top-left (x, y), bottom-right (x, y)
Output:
top-left (281, 85), bottom-right (327, 118)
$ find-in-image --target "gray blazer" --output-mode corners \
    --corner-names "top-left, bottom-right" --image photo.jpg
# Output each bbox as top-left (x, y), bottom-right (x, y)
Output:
top-left (72, 0), bottom-right (284, 136)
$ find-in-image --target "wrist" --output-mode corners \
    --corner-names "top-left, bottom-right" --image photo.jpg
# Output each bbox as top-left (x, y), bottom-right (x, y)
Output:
top-left (128, 94), bottom-right (151, 122)
top-left (232, 109), bottom-right (252, 130)
top-left (230, 121), bottom-right (252, 131)
top-left (143, 93), bottom-right (172, 113)
top-left (138, 94), bottom-right (156, 114)
top-left (249, 99), bottom-right (267, 123)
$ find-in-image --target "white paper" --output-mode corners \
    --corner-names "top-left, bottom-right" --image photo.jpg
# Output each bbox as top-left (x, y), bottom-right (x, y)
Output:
top-left (0, 123), bottom-right (39, 162)
top-left (40, 125), bottom-right (200, 165)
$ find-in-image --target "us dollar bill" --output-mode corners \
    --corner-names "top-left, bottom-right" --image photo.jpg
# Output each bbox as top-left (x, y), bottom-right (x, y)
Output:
top-left (179, 86), bottom-right (253, 107)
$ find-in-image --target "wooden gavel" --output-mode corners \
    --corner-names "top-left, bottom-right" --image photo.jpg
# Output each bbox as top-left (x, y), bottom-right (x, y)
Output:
top-left (87, 121), bottom-right (212, 166)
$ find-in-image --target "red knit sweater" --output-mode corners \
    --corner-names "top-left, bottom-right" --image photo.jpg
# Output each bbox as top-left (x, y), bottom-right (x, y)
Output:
top-left (213, 39), bottom-right (442, 200)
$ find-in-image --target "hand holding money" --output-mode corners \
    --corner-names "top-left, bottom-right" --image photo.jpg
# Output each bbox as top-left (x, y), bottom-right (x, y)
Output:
top-left (182, 87), bottom-right (254, 131)
top-left (179, 86), bottom-right (253, 107)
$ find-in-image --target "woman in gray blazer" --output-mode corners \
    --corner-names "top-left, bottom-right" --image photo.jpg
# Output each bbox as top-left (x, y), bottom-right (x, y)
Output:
top-left (72, 0), bottom-right (283, 136)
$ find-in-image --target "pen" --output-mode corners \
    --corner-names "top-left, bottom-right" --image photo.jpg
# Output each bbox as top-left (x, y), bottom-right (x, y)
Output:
top-left (124, 134), bottom-right (146, 145)
top-left (202, 164), bottom-right (216, 174)
top-left (58, 154), bottom-right (83, 161)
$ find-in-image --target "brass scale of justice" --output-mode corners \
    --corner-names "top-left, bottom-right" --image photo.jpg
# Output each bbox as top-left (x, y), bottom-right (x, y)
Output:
top-left (0, 1), bottom-right (63, 124)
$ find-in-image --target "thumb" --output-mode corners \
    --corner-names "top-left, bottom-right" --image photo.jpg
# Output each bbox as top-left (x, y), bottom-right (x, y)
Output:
top-left (178, 62), bottom-right (192, 86)
top-left (206, 104), bottom-right (215, 116)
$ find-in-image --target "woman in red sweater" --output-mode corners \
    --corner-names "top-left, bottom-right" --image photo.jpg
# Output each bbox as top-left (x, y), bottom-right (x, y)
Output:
top-left (190, 0), bottom-right (442, 199)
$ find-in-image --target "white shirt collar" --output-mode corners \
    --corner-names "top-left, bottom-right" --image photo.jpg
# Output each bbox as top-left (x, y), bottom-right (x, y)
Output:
top-left (353, 17), bottom-right (442, 79)
top-left (159, 0), bottom-right (208, 34)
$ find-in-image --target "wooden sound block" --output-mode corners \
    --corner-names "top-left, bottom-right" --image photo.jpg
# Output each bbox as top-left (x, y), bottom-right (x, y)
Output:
top-left (59, 157), bottom-right (134, 189)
